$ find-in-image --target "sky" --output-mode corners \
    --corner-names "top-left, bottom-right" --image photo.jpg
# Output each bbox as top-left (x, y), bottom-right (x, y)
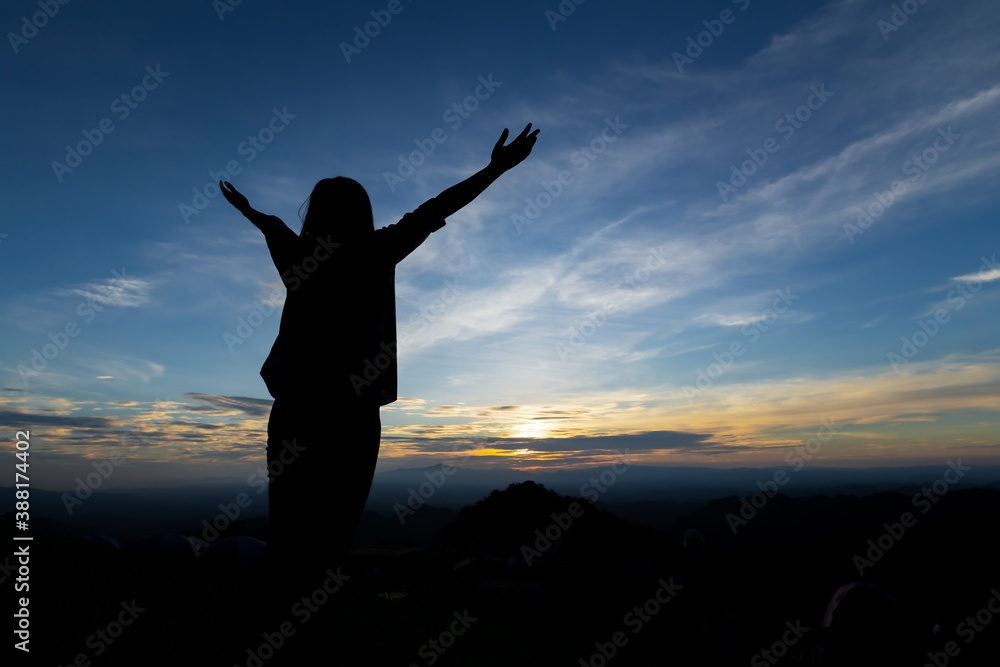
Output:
top-left (2, 0), bottom-right (999, 491)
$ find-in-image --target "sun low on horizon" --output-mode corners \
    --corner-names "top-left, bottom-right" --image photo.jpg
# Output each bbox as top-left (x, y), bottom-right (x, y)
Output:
top-left (2, 0), bottom-right (999, 492)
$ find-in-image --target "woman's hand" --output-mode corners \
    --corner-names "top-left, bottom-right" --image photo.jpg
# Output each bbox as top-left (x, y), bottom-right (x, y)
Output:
top-left (220, 180), bottom-right (251, 214)
top-left (489, 123), bottom-right (540, 173)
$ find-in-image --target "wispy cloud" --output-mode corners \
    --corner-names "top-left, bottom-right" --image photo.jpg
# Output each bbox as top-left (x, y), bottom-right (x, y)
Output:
top-left (184, 393), bottom-right (273, 417)
top-left (953, 264), bottom-right (1000, 283)
top-left (63, 275), bottom-right (151, 307)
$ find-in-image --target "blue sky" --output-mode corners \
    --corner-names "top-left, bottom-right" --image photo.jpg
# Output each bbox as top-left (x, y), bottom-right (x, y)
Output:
top-left (2, 0), bottom-right (999, 490)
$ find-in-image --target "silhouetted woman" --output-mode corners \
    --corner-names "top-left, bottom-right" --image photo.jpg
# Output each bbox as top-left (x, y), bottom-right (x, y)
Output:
top-left (220, 124), bottom-right (539, 613)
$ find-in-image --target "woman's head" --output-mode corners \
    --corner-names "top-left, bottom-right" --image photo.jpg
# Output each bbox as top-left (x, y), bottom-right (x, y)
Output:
top-left (298, 177), bottom-right (373, 243)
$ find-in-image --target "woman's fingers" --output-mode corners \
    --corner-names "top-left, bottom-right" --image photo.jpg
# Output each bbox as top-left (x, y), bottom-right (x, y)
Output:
top-left (219, 180), bottom-right (251, 212)
top-left (490, 125), bottom-right (539, 170)
top-left (515, 124), bottom-right (539, 148)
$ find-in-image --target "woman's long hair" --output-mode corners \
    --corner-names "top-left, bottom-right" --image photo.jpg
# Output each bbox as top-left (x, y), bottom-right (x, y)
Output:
top-left (298, 177), bottom-right (374, 243)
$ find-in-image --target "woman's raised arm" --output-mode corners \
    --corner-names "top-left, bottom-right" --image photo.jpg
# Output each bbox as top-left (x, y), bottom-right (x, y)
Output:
top-left (431, 123), bottom-right (540, 219)
top-left (220, 180), bottom-right (279, 232)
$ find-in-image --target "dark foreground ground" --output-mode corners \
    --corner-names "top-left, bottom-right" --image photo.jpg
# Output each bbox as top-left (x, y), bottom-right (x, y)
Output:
top-left (10, 483), bottom-right (1000, 666)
